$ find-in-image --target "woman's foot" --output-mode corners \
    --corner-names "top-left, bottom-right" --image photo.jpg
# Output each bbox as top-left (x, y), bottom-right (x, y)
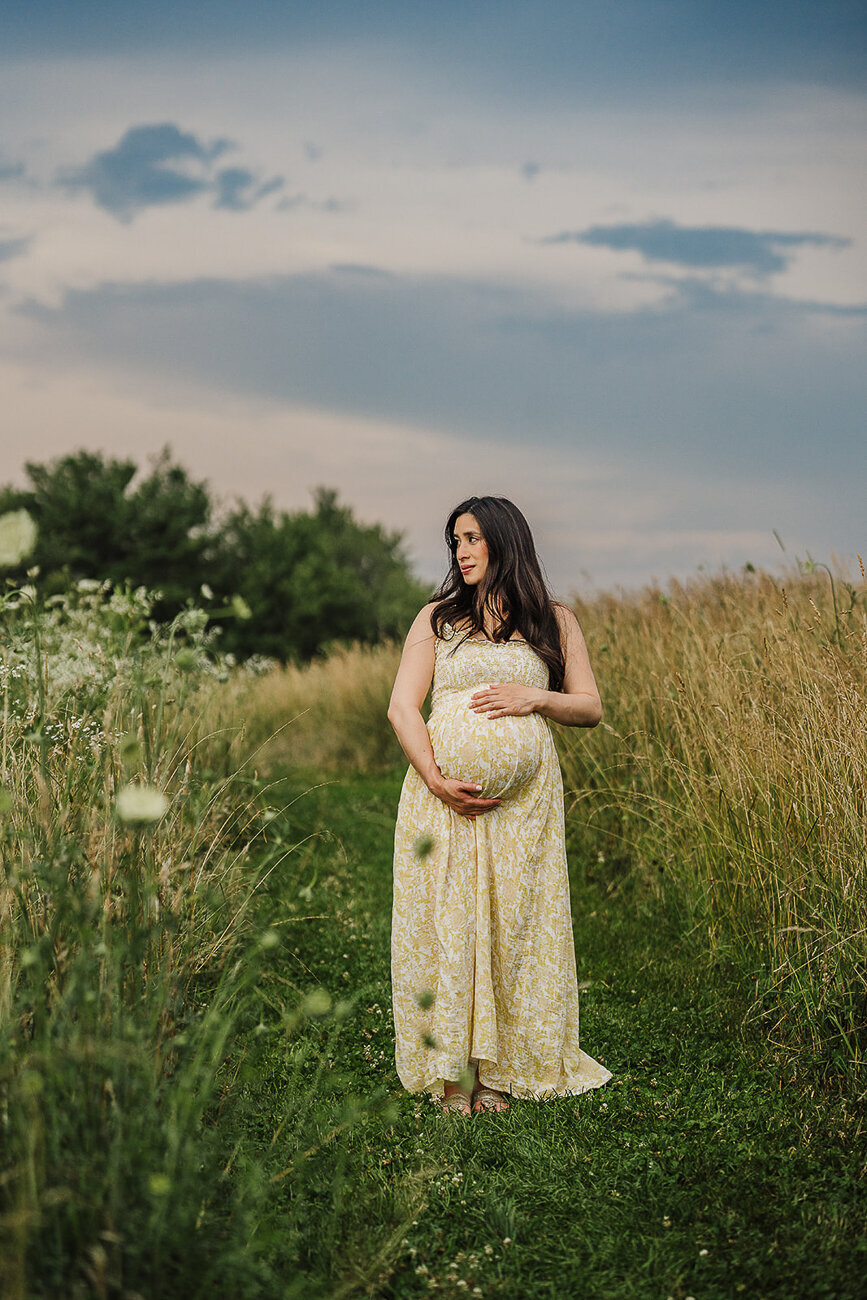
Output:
top-left (441, 1083), bottom-right (472, 1116)
top-left (472, 1085), bottom-right (510, 1115)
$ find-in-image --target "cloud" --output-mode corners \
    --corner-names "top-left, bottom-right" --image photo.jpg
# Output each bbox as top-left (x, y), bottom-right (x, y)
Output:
top-left (1, 1), bottom-right (864, 98)
top-left (541, 219), bottom-right (851, 277)
top-left (329, 263), bottom-right (395, 278)
top-left (213, 167), bottom-right (284, 211)
top-left (15, 266), bottom-right (866, 484)
top-left (0, 159), bottom-right (27, 183)
top-left (59, 123), bottom-right (221, 219)
top-left (0, 235), bottom-right (30, 262)
top-left (58, 122), bottom-right (281, 220)
top-left (275, 193), bottom-right (352, 214)
top-left (639, 272), bottom-right (867, 319)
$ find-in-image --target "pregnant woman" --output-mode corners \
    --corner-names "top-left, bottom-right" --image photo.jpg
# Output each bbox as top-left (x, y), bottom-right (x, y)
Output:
top-left (388, 495), bottom-right (613, 1115)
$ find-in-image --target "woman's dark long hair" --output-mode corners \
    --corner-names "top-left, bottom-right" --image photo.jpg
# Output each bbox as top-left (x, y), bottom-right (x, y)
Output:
top-left (429, 496), bottom-right (566, 691)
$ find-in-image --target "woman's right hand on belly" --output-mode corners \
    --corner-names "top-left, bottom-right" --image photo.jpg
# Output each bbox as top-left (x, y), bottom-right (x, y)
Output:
top-left (427, 773), bottom-right (501, 819)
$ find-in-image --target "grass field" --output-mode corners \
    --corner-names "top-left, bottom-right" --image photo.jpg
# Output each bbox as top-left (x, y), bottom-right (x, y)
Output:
top-left (2, 555), bottom-right (865, 1296)
top-left (231, 559), bottom-right (867, 1091)
top-left (225, 769), bottom-right (865, 1299)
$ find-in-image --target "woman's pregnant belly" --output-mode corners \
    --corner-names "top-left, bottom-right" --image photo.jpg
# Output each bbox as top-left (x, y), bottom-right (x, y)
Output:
top-left (428, 686), bottom-right (547, 800)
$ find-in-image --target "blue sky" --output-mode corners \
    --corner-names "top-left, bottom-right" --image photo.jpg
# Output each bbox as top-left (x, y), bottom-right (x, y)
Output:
top-left (0, 1), bottom-right (864, 592)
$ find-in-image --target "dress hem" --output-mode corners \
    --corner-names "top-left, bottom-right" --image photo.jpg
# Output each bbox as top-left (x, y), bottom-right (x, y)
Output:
top-left (397, 1061), bottom-right (614, 1102)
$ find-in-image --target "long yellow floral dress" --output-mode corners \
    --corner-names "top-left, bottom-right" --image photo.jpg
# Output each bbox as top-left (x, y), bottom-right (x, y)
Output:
top-left (391, 623), bottom-right (613, 1100)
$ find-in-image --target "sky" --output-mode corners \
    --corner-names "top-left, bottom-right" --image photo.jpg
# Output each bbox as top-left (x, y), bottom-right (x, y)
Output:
top-left (1, 1), bottom-right (865, 595)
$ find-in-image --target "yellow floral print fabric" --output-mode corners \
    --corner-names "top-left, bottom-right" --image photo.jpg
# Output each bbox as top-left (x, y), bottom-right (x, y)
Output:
top-left (391, 624), bottom-right (613, 1100)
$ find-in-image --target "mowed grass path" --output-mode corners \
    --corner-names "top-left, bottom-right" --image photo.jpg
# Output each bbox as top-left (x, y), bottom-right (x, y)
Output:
top-left (233, 770), bottom-right (865, 1300)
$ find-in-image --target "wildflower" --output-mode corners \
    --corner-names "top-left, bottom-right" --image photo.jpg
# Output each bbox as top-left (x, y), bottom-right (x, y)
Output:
top-left (0, 509), bottom-right (37, 567)
top-left (230, 593), bottom-right (252, 620)
top-left (258, 929), bottom-right (280, 951)
top-left (699, 1249), bottom-right (709, 1256)
top-left (116, 783), bottom-right (169, 824)
top-left (174, 648), bottom-right (199, 673)
top-left (200, 583), bottom-right (214, 599)
top-left (301, 988), bottom-right (332, 1017)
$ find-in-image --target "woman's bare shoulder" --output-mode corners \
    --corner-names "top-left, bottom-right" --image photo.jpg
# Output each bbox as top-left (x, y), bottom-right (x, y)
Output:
top-left (406, 601), bottom-right (440, 638)
top-left (551, 601), bottom-right (586, 643)
top-left (552, 600), bottom-right (579, 627)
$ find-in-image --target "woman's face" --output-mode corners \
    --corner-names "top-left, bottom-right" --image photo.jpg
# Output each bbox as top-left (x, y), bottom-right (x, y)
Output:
top-left (453, 512), bottom-right (489, 586)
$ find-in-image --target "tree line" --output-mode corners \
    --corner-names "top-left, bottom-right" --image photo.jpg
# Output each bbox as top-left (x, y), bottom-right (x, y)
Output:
top-left (0, 448), bottom-right (430, 660)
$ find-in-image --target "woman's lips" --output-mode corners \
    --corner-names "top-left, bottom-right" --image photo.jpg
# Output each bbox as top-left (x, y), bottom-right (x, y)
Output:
top-left (460, 565), bottom-right (474, 574)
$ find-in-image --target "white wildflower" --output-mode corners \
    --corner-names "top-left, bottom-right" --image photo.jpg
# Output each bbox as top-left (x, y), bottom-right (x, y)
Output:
top-left (116, 783), bottom-right (169, 824)
top-left (301, 988), bottom-right (332, 1017)
top-left (0, 509), bottom-right (37, 567)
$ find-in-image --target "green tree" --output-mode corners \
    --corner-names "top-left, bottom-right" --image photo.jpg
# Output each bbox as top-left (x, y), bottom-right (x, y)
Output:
top-left (0, 447), bottom-right (212, 614)
top-left (211, 487), bottom-right (429, 660)
top-left (0, 449), bottom-right (428, 660)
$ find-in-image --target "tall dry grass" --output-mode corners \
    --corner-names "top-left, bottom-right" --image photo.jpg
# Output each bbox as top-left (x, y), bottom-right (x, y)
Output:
top-left (559, 558), bottom-right (866, 1083)
top-left (221, 640), bottom-right (404, 773)
top-left (228, 558), bottom-right (866, 1084)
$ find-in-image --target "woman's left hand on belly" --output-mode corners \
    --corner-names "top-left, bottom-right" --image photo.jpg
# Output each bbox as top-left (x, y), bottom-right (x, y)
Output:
top-left (469, 682), bottom-right (544, 718)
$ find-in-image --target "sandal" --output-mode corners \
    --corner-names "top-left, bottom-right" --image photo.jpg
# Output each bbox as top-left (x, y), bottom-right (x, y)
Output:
top-left (472, 1086), bottom-right (510, 1115)
top-left (441, 1089), bottom-right (472, 1116)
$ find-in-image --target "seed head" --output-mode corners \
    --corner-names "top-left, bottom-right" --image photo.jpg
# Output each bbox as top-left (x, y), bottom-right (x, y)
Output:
top-left (0, 509), bottom-right (37, 568)
top-left (301, 987), bottom-right (332, 1017)
top-left (116, 783), bottom-right (169, 824)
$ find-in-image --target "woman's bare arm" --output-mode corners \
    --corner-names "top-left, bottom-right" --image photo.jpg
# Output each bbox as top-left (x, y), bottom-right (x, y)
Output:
top-left (535, 604), bottom-right (602, 726)
top-left (387, 605), bottom-right (501, 817)
top-left (469, 605), bottom-right (602, 727)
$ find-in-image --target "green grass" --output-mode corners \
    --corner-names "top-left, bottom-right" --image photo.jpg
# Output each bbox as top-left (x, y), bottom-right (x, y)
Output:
top-left (226, 768), bottom-right (866, 1300)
